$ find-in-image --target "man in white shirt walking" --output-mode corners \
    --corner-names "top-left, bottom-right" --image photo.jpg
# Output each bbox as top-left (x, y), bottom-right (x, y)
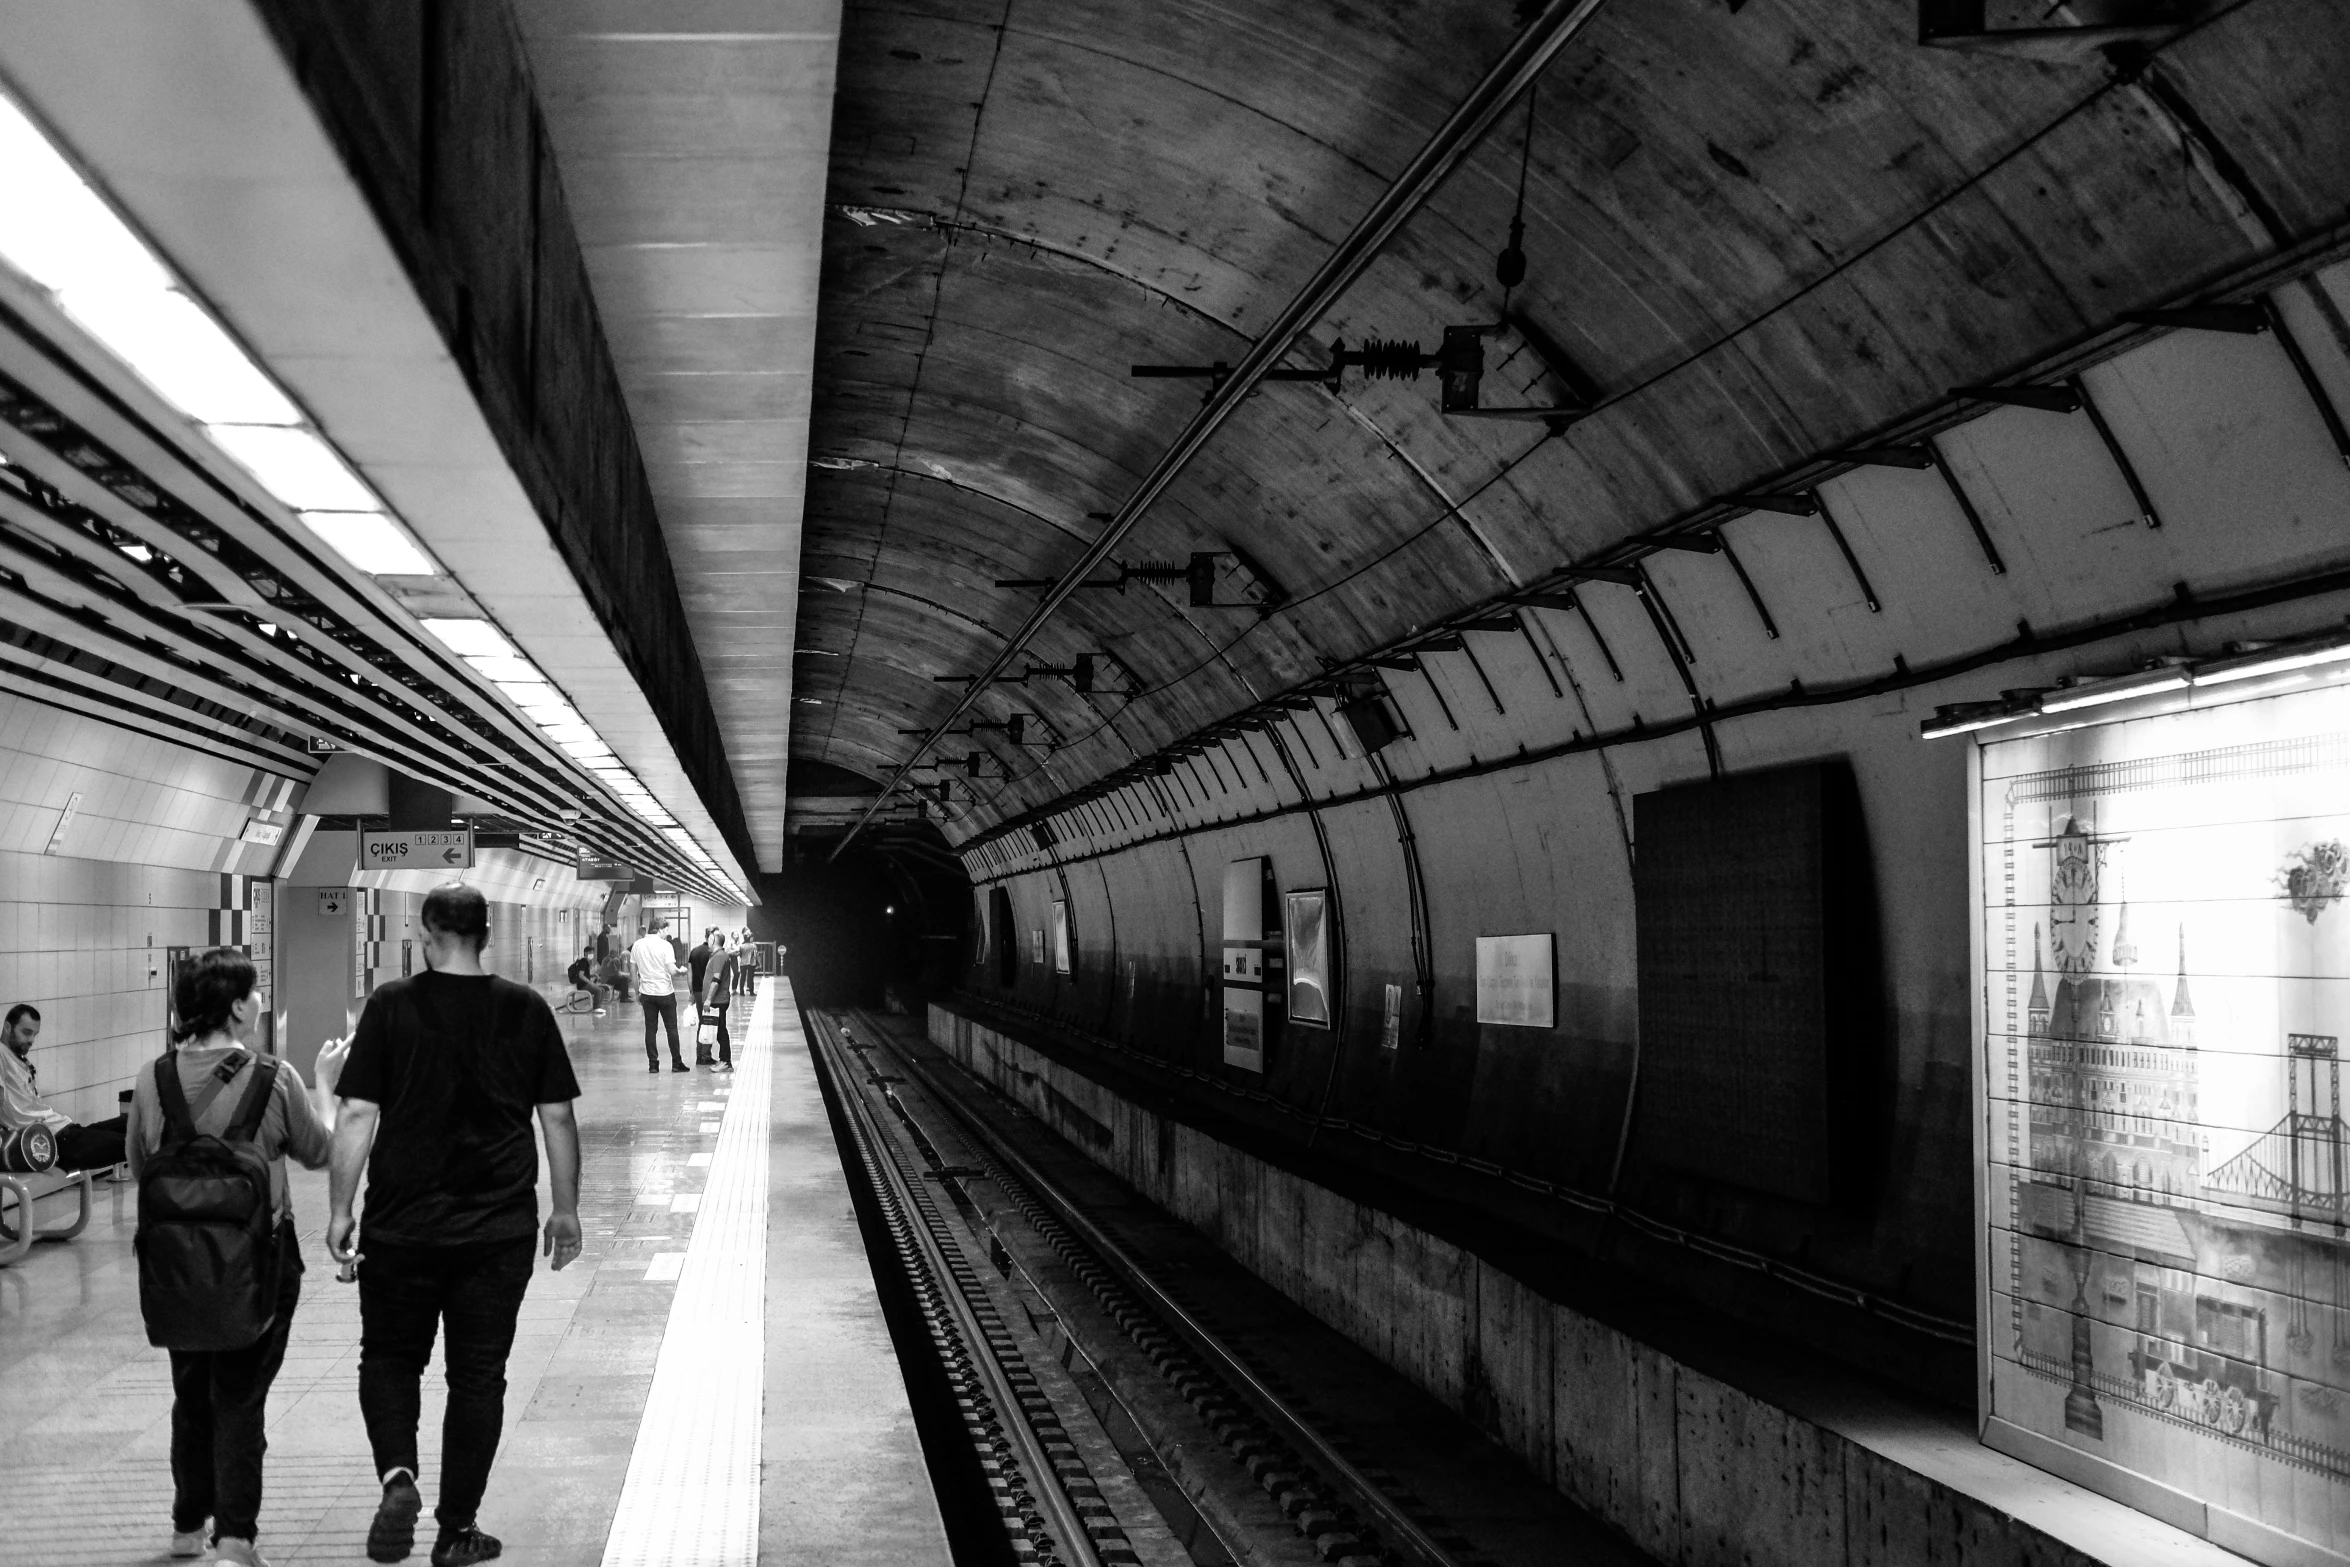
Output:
top-left (629, 918), bottom-right (687, 1074)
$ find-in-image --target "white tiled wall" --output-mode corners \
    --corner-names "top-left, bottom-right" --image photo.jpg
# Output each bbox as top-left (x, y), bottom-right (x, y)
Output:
top-left (0, 693), bottom-right (304, 1125)
top-left (0, 693), bottom-right (294, 877)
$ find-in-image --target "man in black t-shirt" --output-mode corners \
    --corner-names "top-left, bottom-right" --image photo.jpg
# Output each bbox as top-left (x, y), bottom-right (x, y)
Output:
top-left (329, 884), bottom-right (582, 1567)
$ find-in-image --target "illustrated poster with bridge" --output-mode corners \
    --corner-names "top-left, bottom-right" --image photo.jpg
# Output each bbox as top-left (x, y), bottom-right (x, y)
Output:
top-left (1980, 683), bottom-right (2350, 1562)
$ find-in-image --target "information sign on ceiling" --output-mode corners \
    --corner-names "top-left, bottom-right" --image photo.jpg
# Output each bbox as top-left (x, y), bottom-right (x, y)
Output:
top-left (358, 828), bottom-right (475, 872)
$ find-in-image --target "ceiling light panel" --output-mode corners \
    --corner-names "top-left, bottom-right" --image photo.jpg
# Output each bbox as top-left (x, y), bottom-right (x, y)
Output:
top-left (421, 618), bottom-right (521, 660)
top-left (297, 512), bottom-right (437, 576)
top-left (67, 289), bottom-right (302, 425)
top-left (0, 98), bottom-right (745, 901)
top-left (203, 424), bottom-right (378, 511)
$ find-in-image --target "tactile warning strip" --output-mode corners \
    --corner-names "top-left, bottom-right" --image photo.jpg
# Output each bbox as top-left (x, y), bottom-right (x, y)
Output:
top-left (598, 986), bottom-right (774, 1566)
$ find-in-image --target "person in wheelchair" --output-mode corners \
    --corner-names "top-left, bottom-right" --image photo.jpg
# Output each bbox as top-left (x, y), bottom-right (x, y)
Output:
top-left (565, 947), bottom-right (608, 1015)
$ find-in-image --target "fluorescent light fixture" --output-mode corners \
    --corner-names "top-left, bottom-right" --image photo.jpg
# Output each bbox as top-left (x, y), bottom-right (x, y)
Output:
top-left (1921, 707), bottom-right (2028, 739)
top-left (65, 289), bottom-right (300, 425)
top-left (496, 682), bottom-right (570, 712)
top-left (421, 619), bottom-right (520, 660)
top-left (540, 722), bottom-right (601, 746)
top-left (2194, 639), bottom-right (2350, 685)
top-left (206, 424), bottom-right (377, 511)
top-left (464, 656), bottom-right (543, 684)
top-left (297, 511), bottom-right (437, 576)
top-left (0, 98), bottom-right (169, 295)
top-left (2038, 668), bottom-right (2189, 714)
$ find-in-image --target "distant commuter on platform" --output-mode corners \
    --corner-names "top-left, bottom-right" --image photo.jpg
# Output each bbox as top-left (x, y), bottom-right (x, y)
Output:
top-left (630, 917), bottom-right (687, 1073)
top-left (1, 1003), bottom-right (129, 1170)
top-left (565, 947), bottom-right (607, 1014)
top-left (127, 949), bottom-right (344, 1567)
top-left (687, 927), bottom-right (714, 1003)
top-left (699, 935), bottom-right (737, 1072)
top-left (328, 883), bottom-right (583, 1567)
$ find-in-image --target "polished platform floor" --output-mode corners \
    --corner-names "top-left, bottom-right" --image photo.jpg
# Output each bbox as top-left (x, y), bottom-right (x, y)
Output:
top-left (0, 983), bottom-right (949, 1567)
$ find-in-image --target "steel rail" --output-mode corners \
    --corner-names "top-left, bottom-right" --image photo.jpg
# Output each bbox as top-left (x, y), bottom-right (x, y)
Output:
top-left (831, 0), bottom-right (1612, 859)
top-left (807, 1012), bottom-right (1107, 1567)
top-left (850, 1010), bottom-right (1470, 1567)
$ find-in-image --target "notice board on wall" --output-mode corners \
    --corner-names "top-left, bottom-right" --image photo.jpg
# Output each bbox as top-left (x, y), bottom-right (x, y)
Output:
top-left (1475, 934), bottom-right (1555, 1028)
top-left (1975, 682), bottom-right (2350, 1566)
top-left (1632, 760), bottom-right (1878, 1205)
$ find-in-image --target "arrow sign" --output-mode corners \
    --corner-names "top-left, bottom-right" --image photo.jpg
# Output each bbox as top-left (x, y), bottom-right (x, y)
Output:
top-left (359, 828), bottom-right (475, 873)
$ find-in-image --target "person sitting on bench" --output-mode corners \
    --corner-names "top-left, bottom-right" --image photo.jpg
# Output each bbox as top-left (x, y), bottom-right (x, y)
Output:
top-left (2, 1003), bottom-right (128, 1170)
top-left (565, 948), bottom-right (609, 1014)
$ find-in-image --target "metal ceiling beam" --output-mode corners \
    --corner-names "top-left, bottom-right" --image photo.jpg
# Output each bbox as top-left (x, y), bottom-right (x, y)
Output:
top-left (831, 0), bottom-right (1613, 859)
top-left (0, 321), bottom-right (740, 902)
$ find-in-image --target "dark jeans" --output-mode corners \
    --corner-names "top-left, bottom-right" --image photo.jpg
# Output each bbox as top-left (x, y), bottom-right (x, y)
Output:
top-left (171, 1220), bottom-right (303, 1541)
top-left (358, 1236), bottom-right (535, 1531)
top-left (55, 1114), bottom-right (126, 1171)
top-left (639, 993), bottom-right (683, 1066)
top-left (700, 1000), bottom-right (731, 1065)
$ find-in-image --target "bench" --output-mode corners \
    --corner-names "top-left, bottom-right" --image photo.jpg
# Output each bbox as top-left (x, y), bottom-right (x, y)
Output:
top-left (0, 1167), bottom-right (93, 1265)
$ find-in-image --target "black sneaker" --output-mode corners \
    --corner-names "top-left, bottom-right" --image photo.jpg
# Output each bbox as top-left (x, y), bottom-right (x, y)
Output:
top-left (670, 1061), bottom-right (690, 1073)
top-left (430, 1528), bottom-right (502, 1567)
top-left (367, 1475), bottom-right (421, 1562)
top-left (646, 1063), bottom-right (661, 1074)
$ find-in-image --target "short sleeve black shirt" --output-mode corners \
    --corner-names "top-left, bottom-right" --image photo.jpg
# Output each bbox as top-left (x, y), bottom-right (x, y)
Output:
top-left (339, 972), bottom-right (581, 1246)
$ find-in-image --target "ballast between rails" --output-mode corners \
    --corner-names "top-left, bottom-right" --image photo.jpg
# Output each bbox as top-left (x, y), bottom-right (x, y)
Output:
top-left (838, 1008), bottom-right (1472, 1567)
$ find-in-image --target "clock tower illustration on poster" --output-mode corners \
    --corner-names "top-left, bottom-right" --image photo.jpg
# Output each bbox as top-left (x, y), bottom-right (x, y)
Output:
top-left (1981, 686), bottom-right (2350, 1565)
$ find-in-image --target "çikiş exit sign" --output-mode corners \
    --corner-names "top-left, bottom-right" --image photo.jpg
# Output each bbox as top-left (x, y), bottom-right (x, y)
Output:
top-left (359, 828), bottom-right (474, 871)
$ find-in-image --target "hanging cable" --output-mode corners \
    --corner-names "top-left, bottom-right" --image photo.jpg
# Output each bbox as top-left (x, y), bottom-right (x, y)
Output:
top-left (1496, 81), bottom-right (1536, 300)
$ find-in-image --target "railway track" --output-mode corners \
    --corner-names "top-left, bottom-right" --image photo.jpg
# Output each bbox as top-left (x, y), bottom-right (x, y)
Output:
top-left (808, 1006), bottom-right (1646, 1567)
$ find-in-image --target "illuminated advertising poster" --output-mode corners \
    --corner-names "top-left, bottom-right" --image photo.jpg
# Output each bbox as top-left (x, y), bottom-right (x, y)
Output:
top-left (1977, 683), bottom-right (2350, 1564)
top-left (1284, 889), bottom-right (1331, 1027)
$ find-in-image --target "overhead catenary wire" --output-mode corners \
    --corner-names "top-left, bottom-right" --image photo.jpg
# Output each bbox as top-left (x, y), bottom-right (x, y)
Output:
top-left (830, 0), bottom-right (1616, 860)
top-left (940, 0), bottom-right (2277, 846)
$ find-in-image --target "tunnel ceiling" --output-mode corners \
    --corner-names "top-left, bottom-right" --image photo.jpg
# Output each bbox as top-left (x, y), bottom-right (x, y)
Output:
top-left (785, 0), bottom-right (2346, 844)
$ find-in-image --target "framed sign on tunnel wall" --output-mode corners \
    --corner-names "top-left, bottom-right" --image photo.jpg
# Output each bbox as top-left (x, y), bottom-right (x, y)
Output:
top-left (1223, 858), bottom-right (1280, 1071)
top-left (1973, 679), bottom-right (2350, 1566)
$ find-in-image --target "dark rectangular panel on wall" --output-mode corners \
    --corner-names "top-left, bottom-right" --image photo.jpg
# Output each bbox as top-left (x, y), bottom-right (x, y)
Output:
top-left (1632, 760), bottom-right (1879, 1205)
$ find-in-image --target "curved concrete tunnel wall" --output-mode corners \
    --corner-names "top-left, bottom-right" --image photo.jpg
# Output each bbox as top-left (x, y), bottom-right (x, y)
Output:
top-left (946, 266), bottom-right (2350, 1403)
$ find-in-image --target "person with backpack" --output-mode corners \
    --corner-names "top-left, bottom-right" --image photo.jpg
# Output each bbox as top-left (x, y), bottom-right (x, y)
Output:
top-left (126, 947), bottom-right (345, 1567)
top-left (327, 883), bottom-right (582, 1567)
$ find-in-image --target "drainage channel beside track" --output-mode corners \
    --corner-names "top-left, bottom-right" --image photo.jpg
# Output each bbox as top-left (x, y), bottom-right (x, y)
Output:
top-left (811, 1006), bottom-right (1652, 1567)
